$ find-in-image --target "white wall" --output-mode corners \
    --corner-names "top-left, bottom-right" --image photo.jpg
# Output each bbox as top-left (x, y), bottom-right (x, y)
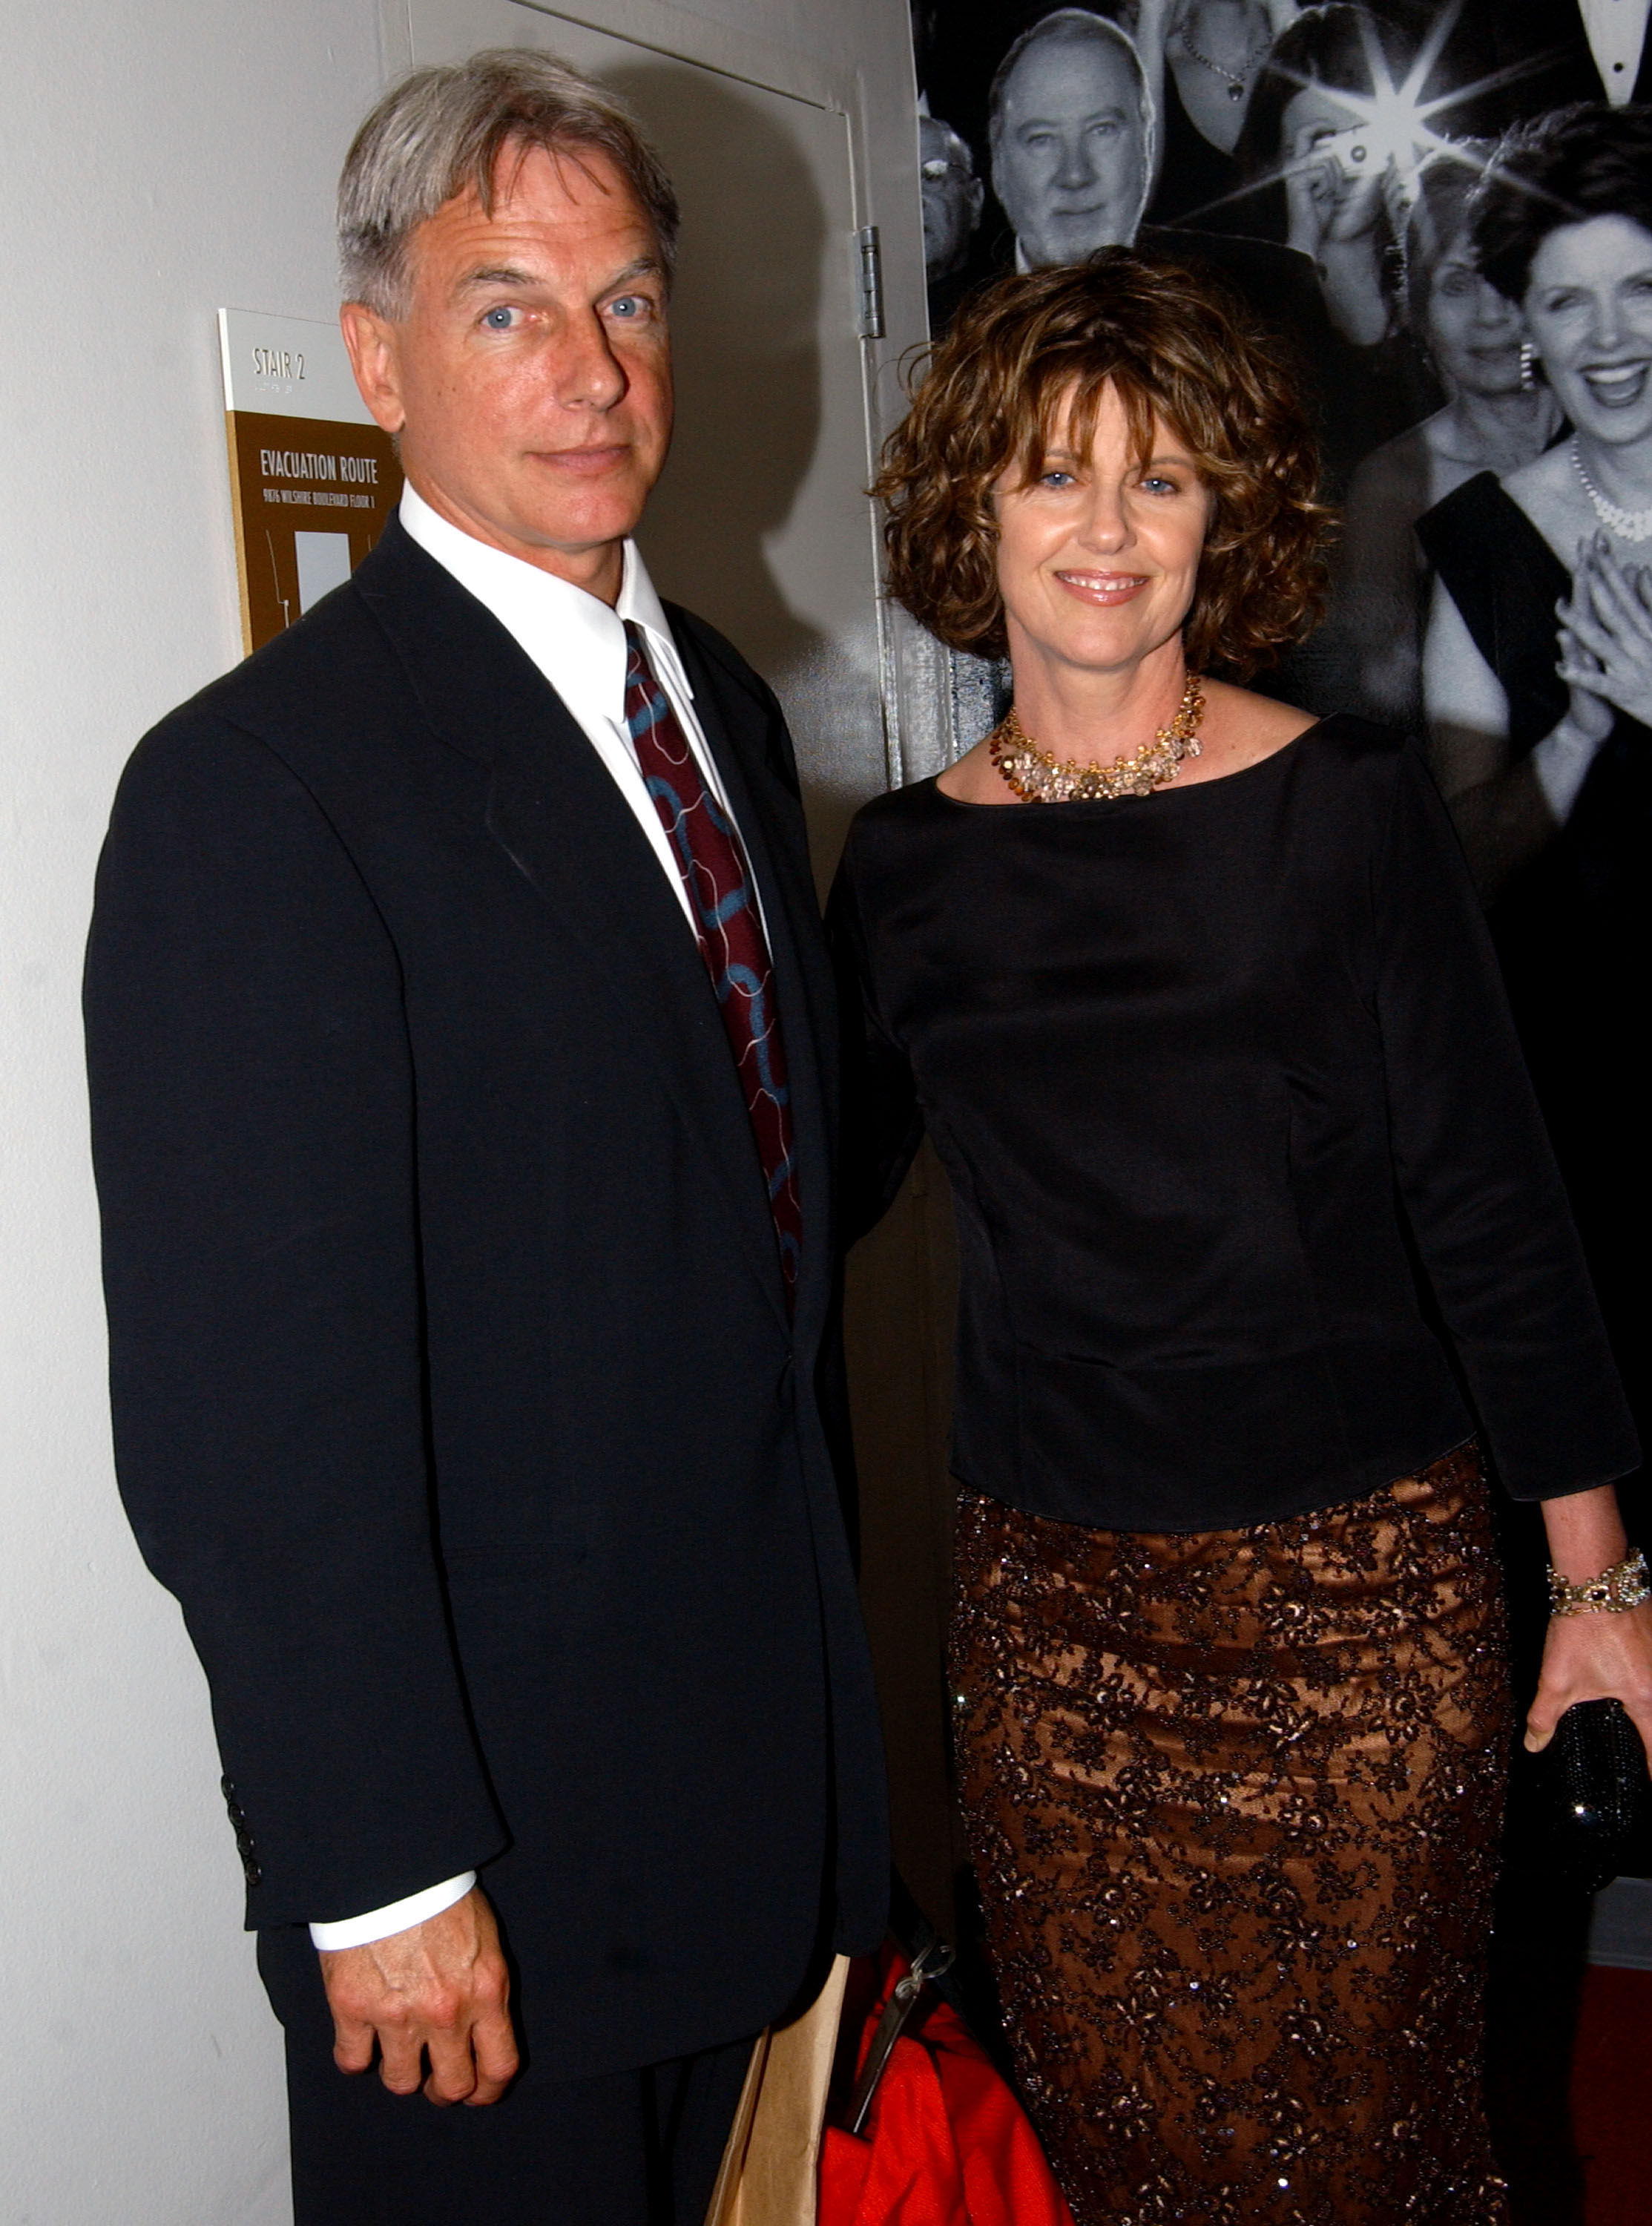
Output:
top-left (1, 9), bottom-right (391, 2221)
top-left (0, 3), bottom-right (920, 2219)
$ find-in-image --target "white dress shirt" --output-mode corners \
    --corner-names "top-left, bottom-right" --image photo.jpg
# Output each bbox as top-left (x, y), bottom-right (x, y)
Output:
top-left (1580, 0), bottom-right (1651, 101)
top-left (309, 486), bottom-right (754, 1953)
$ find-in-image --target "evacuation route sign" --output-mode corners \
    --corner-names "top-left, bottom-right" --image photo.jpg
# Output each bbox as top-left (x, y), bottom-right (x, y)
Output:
top-left (218, 307), bottom-right (402, 654)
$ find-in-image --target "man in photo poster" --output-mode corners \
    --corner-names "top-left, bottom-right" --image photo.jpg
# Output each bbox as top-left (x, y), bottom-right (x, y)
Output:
top-left (920, 108), bottom-right (986, 328)
top-left (83, 48), bottom-right (886, 2226)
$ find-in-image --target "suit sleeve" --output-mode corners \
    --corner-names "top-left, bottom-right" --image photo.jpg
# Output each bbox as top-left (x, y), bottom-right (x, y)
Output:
top-left (1374, 741), bottom-right (1639, 1500)
top-left (826, 849), bottom-right (925, 1248)
top-left (84, 716), bottom-right (506, 1929)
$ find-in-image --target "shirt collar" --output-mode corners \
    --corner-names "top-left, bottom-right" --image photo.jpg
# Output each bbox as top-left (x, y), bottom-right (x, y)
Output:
top-left (397, 482), bottom-right (692, 734)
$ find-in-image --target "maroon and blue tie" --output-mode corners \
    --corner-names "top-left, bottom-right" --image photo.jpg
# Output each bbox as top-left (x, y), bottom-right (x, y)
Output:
top-left (623, 622), bottom-right (802, 1309)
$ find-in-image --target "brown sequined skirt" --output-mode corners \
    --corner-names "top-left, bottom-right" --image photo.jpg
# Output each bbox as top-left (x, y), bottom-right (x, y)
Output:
top-left (950, 1441), bottom-right (1512, 2226)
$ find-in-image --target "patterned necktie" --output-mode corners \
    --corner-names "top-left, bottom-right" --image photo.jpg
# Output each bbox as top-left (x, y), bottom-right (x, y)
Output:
top-left (622, 621), bottom-right (802, 1309)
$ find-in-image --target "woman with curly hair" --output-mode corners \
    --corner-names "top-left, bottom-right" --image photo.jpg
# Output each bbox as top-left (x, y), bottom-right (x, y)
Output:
top-left (830, 252), bottom-right (1648, 2225)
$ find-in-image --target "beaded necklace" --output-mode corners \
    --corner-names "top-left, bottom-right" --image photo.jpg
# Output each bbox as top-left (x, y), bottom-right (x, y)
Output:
top-left (987, 675), bottom-right (1208, 802)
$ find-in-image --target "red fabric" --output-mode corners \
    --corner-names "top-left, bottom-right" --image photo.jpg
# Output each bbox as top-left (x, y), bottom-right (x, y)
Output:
top-left (819, 1948), bottom-right (1077, 2226)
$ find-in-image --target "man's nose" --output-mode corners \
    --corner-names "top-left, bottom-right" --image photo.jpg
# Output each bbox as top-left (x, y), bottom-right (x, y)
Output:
top-left (552, 312), bottom-right (628, 410)
top-left (1053, 132), bottom-right (1098, 191)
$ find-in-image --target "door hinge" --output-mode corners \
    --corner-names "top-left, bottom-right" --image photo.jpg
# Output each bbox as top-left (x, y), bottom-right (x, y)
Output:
top-left (857, 226), bottom-right (885, 341)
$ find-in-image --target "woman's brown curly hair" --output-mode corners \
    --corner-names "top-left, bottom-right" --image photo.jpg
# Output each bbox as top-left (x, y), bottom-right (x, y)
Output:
top-left (874, 250), bottom-right (1332, 675)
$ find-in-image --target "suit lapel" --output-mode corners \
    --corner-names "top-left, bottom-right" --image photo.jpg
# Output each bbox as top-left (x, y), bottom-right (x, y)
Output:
top-left (353, 524), bottom-right (791, 1328)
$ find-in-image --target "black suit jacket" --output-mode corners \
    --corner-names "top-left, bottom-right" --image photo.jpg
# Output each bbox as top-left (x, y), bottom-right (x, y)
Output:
top-left (84, 519), bottom-right (888, 2080)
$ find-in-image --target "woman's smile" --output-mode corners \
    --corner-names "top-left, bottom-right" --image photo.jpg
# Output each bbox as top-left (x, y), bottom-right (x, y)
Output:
top-left (1053, 566), bottom-right (1152, 604)
top-left (1578, 358), bottom-right (1651, 410)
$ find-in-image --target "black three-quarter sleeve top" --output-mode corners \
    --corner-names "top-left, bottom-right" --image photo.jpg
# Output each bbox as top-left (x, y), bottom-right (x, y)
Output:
top-left (831, 715), bottom-right (1638, 1534)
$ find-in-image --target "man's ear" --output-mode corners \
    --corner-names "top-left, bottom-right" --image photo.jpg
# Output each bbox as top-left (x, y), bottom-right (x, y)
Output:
top-left (340, 301), bottom-right (407, 436)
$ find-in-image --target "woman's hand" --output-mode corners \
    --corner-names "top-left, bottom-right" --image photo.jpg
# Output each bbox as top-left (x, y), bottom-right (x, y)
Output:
top-left (1529, 1483), bottom-right (1652, 1771)
top-left (1556, 532), bottom-right (1652, 729)
top-left (1553, 617), bottom-right (1616, 750)
top-left (1283, 125), bottom-right (1389, 344)
top-left (1526, 1600), bottom-right (1652, 1773)
top-left (1283, 139), bottom-right (1381, 259)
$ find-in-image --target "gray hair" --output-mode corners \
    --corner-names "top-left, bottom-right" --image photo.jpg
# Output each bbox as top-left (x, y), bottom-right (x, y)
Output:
top-left (338, 48), bottom-right (680, 315)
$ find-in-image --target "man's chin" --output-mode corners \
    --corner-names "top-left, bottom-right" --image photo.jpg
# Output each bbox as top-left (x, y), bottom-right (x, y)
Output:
top-left (1042, 219), bottom-right (1119, 262)
top-left (508, 488), bottom-right (652, 560)
top-left (407, 468), bottom-right (656, 577)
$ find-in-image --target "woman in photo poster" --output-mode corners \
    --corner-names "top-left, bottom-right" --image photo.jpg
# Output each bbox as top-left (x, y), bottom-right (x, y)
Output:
top-left (1147, 0), bottom-right (1301, 228)
top-left (1331, 155), bottom-right (1561, 727)
top-left (1419, 100), bottom-right (1652, 1551)
top-left (1222, 5), bottom-right (1466, 491)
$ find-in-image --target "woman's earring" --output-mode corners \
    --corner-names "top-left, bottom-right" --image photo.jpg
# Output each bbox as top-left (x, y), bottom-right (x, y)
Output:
top-left (1519, 339), bottom-right (1537, 392)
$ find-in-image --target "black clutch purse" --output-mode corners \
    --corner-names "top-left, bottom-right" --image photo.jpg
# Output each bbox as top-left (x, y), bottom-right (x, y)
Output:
top-left (1544, 1698), bottom-right (1649, 1893)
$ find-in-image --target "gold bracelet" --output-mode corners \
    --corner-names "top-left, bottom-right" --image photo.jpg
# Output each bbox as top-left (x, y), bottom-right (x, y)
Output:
top-left (1547, 1547), bottom-right (1652, 1618)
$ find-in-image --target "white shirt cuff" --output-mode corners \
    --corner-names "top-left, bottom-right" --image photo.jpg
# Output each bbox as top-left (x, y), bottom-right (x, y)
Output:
top-left (309, 1871), bottom-right (476, 1951)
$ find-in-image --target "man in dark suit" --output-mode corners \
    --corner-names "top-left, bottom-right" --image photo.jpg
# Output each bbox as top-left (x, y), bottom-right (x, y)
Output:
top-left (84, 47), bottom-right (886, 2225)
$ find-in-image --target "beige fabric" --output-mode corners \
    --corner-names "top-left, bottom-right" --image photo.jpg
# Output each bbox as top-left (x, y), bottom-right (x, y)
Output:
top-left (704, 1954), bottom-right (850, 2226)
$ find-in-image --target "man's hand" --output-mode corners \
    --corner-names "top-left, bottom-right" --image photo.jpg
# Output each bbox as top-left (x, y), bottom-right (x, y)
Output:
top-left (318, 1885), bottom-right (519, 2106)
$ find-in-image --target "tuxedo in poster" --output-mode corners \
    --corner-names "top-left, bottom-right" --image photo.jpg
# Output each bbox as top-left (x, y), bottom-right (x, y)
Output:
top-left (912, 0), bottom-right (1650, 1557)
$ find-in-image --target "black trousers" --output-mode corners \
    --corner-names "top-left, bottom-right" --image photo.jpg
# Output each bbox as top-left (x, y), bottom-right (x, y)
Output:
top-left (262, 1929), bottom-right (754, 2225)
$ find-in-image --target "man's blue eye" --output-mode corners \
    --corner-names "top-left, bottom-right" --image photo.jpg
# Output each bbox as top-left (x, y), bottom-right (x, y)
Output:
top-left (483, 306), bottom-right (515, 330)
top-left (609, 295), bottom-right (644, 318)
